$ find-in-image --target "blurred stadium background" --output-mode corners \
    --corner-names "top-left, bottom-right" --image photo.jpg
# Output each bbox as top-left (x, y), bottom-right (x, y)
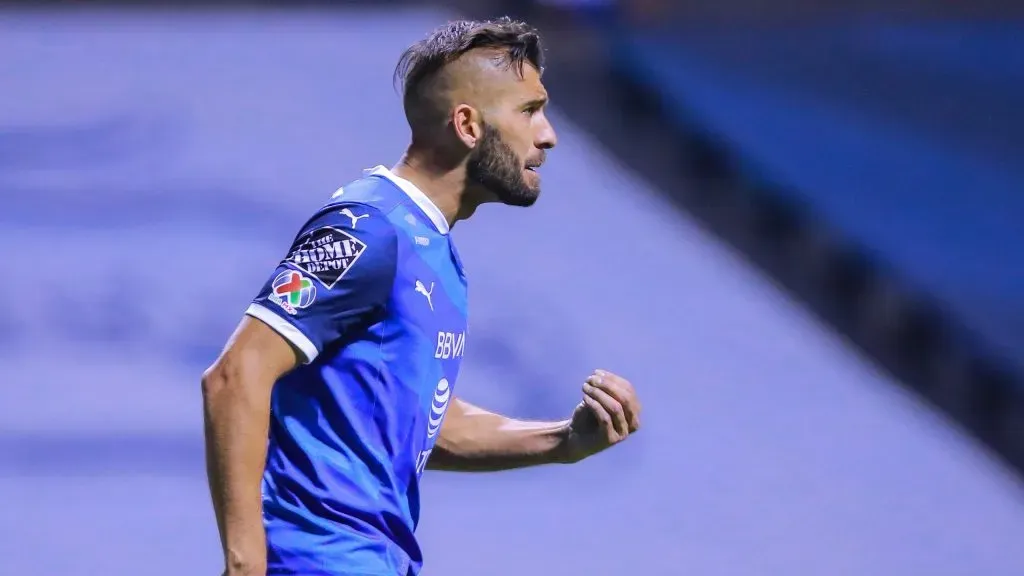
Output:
top-left (2, 0), bottom-right (1023, 574)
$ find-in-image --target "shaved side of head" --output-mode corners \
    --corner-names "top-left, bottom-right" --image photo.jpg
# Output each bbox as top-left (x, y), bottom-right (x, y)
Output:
top-left (394, 18), bottom-right (544, 143)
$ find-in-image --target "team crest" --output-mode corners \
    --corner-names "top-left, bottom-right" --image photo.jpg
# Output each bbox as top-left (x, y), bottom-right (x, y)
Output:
top-left (286, 225), bottom-right (367, 289)
top-left (270, 270), bottom-right (316, 314)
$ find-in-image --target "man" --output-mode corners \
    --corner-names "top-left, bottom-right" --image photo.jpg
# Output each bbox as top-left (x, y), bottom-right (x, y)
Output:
top-left (202, 17), bottom-right (641, 576)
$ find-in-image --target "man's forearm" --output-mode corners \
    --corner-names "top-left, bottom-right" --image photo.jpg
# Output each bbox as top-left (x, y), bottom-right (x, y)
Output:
top-left (427, 398), bottom-right (571, 472)
top-left (202, 367), bottom-right (272, 573)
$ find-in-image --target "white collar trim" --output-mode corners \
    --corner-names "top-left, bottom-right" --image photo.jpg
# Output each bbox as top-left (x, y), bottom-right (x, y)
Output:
top-left (365, 165), bottom-right (449, 234)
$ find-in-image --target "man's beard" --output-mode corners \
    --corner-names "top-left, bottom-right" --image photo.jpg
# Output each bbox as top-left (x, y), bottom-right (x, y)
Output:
top-left (466, 122), bottom-right (540, 207)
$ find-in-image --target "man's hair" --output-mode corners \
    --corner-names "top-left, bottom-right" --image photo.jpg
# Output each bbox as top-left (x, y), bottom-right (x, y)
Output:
top-left (394, 17), bottom-right (544, 135)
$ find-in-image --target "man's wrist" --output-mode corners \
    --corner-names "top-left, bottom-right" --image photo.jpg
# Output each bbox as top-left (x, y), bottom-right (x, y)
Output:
top-left (224, 552), bottom-right (266, 576)
top-left (547, 419), bottom-right (577, 465)
top-left (223, 530), bottom-right (267, 575)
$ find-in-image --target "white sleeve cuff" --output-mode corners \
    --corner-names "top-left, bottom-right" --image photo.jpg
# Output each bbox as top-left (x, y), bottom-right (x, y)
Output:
top-left (245, 303), bottom-right (319, 363)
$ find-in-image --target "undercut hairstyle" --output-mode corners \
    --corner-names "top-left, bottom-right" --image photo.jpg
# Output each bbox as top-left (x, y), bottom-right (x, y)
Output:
top-left (393, 17), bottom-right (545, 137)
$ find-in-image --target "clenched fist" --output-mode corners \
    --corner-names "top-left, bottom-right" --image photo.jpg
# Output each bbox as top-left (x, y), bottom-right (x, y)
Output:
top-left (564, 369), bottom-right (641, 463)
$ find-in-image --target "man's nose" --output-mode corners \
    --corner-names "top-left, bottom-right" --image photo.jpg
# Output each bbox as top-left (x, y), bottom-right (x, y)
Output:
top-left (535, 113), bottom-right (557, 150)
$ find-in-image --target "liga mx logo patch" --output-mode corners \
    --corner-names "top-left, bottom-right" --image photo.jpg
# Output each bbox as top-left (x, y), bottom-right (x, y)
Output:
top-left (286, 225), bottom-right (367, 289)
top-left (270, 270), bottom-right (316, 315)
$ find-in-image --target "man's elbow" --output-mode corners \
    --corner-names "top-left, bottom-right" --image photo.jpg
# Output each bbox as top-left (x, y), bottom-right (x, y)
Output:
top-left (435, 414), bottom-right (473, 455)
top-left (201, 355), bottom-right (246, 405)
top-left (201, 367), bottom-right (220, 399)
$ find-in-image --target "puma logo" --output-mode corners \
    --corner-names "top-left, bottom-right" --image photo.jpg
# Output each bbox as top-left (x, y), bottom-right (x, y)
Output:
top-left (415, 280), bottom-right (434, 311)
top-left (339, 208), bottom-right (369, 228)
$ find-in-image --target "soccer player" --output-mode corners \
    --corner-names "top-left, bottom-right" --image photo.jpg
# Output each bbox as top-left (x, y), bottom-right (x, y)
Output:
top-left (202, 17), bottom-right (641, 576)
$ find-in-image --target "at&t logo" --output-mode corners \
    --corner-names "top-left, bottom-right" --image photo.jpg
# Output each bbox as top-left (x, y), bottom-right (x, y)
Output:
top-left (427, 378), bottom-right (451, 438)
top-left (415, 377), bottom-right (453, 476)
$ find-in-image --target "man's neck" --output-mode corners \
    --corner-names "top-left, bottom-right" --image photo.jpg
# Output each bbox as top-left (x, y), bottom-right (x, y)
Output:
top-left (391, 151), bottom-right (481, 228)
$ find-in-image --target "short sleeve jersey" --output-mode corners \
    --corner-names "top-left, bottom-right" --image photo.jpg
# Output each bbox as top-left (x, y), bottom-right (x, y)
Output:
top-left (245, 166), bottom-right (468, 575)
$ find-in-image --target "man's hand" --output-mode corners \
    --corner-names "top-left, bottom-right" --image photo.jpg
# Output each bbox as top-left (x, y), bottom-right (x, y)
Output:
top-left (564, 369), bottom-right (641, 463)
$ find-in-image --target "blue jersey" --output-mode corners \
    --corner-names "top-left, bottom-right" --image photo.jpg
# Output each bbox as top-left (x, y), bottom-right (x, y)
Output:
top-left (245, 166), bottom-right (468, 575)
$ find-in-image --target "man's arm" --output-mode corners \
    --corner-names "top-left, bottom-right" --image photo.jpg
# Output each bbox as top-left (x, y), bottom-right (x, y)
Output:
top-left (202, 317), bottom-right (299, 575)
top-left (428, 370), bottom-right (641, 472)
top-left (427, 397), bottom-right (572, 472)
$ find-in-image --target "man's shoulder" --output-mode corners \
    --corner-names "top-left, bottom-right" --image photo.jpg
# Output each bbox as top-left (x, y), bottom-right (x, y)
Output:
top-left (301, 173), bottom-right (406, 239)
top-left (323, 169), bottom-right (405, 215)
top-left (284, 175), bottom-right (406, 290)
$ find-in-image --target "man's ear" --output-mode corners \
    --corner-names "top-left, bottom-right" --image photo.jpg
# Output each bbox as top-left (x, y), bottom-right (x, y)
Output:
top-left (452, 103), bottom-right (482, 149)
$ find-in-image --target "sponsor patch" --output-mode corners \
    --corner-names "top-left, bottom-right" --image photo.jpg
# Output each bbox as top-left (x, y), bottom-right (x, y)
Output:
top-left (270, 270), bottom-right (316, 314)
top-left (285, 225), bottom-right (367, 289)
